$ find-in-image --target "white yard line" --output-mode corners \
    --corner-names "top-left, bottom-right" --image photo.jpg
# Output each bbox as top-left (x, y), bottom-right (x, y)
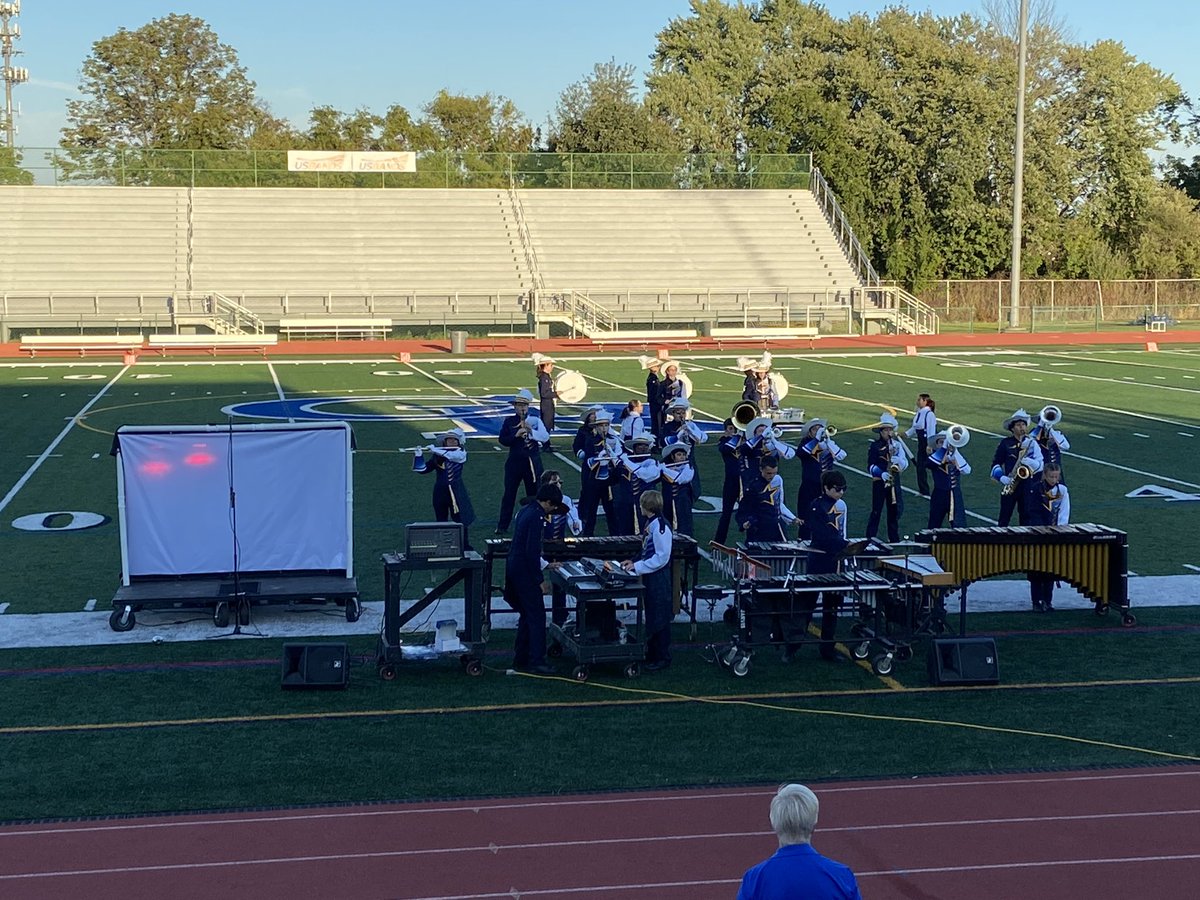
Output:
top-left (0, 366), bottom-right (130, 516)
top-left (265, 360), bottom-right (293, 423)
top-left (921, 351), bottom-right (1200, 398)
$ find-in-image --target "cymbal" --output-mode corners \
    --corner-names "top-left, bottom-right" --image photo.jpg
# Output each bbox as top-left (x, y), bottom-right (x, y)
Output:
top-left (888, 540), bottom-right (932, 548)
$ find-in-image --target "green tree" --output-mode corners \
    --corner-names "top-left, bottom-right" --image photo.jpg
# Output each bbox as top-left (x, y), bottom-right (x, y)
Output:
top-left (0, 146), bottom-right (35, 184)
top-left (550, 60), bottom-right (676, 154)
top-left (1164, 155), bottom-right (1200, 206)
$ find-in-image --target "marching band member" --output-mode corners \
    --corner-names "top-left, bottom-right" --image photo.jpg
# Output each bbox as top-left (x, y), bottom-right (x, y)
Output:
top-left (795, 418), bottom-right (846, 541)
top-left (991, 408), bottom-right (1044, 526)
top-left (904, 394), bottom-right (937, 496)
top-left (1033, 407), bottom-right (1069, 481)
top-left (659, 442), bottom-right (695, 537)
top-left (750, 355), bottom-right (781, 412)
top-left (1027, 463), bottom-right (1071, 612)
top-left (539, 469), bottom-right (583, 627)
top-left (803, 470), bottom-right (851, 662)
top-left (617, 398), bottom-right (647, 443)
top-left (715, 418), bottom-right (742, 546)
top-left (411, 427), bottom-right (476, 547)
top-left (573, 406), bottom-right (596, 460)
top-left (533, 353), bottom-right (557, 431)
top-left (865, 413), bottom-right (908, 543)
top-left (620, 490), bottom-right (674, 672)
top-left (640, 356), bottom-right (664, 444)
top-left (614, 433), bottom-right (660, 535)
top-left (927, 430), bottom-right (972, 529)
top-left (736, 453), bottom-right (798, 543)
top-left (504, 482), bottom-right (565, 675)
top-left (663, 397), bottom-right (708, 500)
top-left (658, 359), bottom-right (685, 434)
top-left (576, 405), bottom-right (619, 536)
top-left (496, 388), bottom-right (551, 533)
top-left (739, 357), bottom-right (759, 404)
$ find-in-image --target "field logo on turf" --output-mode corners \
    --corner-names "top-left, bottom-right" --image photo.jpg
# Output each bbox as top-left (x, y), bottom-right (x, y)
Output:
top-left (1125, 485), bottom-right (1200, 502)
top-left (12, 511), bottom-right (110, 532)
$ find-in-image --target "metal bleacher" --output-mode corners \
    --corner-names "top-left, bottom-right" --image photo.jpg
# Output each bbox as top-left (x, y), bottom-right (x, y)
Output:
top-left (0, 183), bottom-right (902, 339)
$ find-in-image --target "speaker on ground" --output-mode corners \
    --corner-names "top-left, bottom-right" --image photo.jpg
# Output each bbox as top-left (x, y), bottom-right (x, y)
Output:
top-left (281, 642), bottom-right (350, 690)
top-left (927, 637), bottom-right (999, 686)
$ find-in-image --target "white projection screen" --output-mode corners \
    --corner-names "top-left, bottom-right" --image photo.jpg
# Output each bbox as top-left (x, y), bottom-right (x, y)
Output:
top-left (114, 423), bottom-right (353, 580)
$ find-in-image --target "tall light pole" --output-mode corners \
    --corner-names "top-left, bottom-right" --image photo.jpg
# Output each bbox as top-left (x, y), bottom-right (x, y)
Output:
top-left (1, 0), bottom-right (29, 150)
top-left (1008, 0), bottom-right (1030, 329)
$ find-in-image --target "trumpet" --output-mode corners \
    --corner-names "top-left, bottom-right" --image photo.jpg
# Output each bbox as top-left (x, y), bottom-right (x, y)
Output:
top-left (821, 425), bottom-right (838, 439)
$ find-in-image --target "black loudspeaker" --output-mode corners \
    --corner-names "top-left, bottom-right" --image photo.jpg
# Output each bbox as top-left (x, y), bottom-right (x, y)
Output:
top-left (927, 637), bottom-right (1000, 686)
top-left (281, 642), bottom-right (350, 690)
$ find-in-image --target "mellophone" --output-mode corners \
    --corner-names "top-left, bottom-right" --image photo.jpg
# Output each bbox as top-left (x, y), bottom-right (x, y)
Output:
top-left (915, 524), bottom-right (1134, 625)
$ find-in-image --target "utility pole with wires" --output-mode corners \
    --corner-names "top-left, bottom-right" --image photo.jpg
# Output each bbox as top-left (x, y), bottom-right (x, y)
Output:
top-left (1, 0), bottom-right (29, 150)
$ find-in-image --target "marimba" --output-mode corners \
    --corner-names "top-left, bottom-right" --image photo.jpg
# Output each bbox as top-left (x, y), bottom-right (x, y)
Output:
top-left (915, 524), bottom-right (1134, 627)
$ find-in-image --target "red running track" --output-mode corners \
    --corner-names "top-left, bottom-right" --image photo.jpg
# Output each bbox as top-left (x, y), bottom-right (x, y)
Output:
top-left (3, 767), bottom-right (1200, 899)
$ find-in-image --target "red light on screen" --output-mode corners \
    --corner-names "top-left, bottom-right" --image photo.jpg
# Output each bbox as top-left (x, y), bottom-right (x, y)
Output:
top-left (141, 460), bottom-right (171, 476)
top-left (184, 452), bottom-right (216, 466)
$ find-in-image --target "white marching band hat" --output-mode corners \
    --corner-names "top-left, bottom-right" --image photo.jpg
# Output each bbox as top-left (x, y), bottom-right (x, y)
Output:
top-left (638, 355), bottom-right (662, 370)
top-left (801, 417), bottom-right (828, 434)
top-left (624, 433), bottom-right (655, 452)
top-left (736, 356), bottom-right (758, 372)
top-left (589, 404), bottom-right (613, 423)
top-left (532, 352), bottom-right (555, 367)
top-left (660, 358), bottom-right (680, 373)
top-left (1002, 408), bottom-right (1032, 431)
top-left (667, 397), bottom-right (691, 412)
top-left (512, 388), bottom-right (535, 404)
top-left (439, 427), bottom-right (466, 445)
top-left (872, 413), bottom-right (899, 431)
top-left (745, 415), bottom-right (776, 439)
top-left (663, 441), bottom-right (692, 459)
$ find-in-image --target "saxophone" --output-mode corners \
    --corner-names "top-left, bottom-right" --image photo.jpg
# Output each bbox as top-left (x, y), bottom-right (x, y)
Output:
top-left (1001, 437), bottom-right (1034, 496)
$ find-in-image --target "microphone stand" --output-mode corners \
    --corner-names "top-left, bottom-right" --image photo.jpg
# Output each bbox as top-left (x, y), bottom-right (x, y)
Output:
top-left (228, 418), bottom-right (246, 634)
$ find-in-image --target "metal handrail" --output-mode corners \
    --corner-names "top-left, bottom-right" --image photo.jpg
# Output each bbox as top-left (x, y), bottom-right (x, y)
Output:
top-left (810, 166), bottom-right (878, 288)
top-left (507, 172), bottom-right (544, 294)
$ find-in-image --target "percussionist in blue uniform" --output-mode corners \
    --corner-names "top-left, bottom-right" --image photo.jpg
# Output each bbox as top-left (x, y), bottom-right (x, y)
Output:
top-left (621, 490), bottom-right (674, 672)
top-left (505, 482), bottom-right (565, 675)
top-left (802, 470), bottom-right (850, 662)
top-left (411, 427), bottom-right (475, 548)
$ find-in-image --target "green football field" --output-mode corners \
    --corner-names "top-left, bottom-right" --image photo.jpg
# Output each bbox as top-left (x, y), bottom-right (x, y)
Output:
top-left (1, 345), bottom-right (1198, 614)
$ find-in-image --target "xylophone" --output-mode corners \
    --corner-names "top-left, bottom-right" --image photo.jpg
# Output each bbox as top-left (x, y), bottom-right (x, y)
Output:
top-left (915, 524), bottom-right (1134, 626)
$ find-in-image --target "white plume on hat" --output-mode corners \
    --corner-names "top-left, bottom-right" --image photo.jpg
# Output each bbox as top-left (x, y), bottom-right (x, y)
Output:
top-left (736, 356), bottom-right (757, 372)
top-left (513, 388), bottom-right (535, 404)
top-left (638, 355), bottom-right (662, 370)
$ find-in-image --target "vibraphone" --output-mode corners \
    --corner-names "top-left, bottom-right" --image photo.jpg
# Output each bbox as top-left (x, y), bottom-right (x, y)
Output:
top-left (717, 567), bottom-right (901, 676)
top-left (546, 559), bottom-right (646, 680)
top-left (484, 534), bottom-right (703, 633)
top-left (915, 524), bottom-right (1134, 628)
top-left (739, 538), bottom-right (897, 577)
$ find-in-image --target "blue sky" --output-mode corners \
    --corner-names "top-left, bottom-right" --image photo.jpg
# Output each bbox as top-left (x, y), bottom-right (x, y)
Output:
top-left (7, 0), bottom-right (1198, 156)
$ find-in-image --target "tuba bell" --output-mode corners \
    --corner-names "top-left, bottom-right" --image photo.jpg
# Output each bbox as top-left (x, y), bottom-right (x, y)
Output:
top-left (1038, 405), bottom-right (1062, 430)
top-left (731, 401), bottom-right (759, 432)
top-left (946, 424), bottom-right (970, 448)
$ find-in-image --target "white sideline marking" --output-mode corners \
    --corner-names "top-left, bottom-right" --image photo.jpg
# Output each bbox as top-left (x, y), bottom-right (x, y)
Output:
top-left (1134, 433), bottom-right (1150, 438)
top-left (1184, 565), bottom-right (1200, 573)
top-left (0, 603), bottom-right (9, 614)
top-left (0, 367), bottom-right (129, 516)
top-left (1089, 434), bottom-right (1105, 440)
top-left (26, 454), bottom-right (61, 458)
top-left (266, 361), bottom-right (292, 423)
top-left (91, 453), bottom-right (100, 459)
top-left (1180, 433), bottom-right (1194, 438)
top-left (83, 599), bottom-right (97, 611)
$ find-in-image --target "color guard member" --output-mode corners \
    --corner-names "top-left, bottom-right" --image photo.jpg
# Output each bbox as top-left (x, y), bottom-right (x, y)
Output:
top-left (865, 413), bottom-right (908, 543)
top-left (621, 490), bottom-right (674, 671)
top-left (904, 394), bottom-right (937, 496)
top-left (991, 408), bottom-right (1044, 526)
top-left (496, 388), bottom-right (550, 533)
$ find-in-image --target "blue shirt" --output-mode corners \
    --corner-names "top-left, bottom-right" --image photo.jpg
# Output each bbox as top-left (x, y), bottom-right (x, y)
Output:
top-left (738, 843), bottom-right (862, 900)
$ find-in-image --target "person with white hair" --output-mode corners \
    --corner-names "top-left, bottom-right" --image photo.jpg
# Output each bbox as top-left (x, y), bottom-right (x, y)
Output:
top-left (737, 783), bottom-right (861, 899)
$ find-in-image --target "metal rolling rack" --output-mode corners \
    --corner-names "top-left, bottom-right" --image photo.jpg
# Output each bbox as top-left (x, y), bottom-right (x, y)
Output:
top-left (546, 559), bottom-right (646, 682)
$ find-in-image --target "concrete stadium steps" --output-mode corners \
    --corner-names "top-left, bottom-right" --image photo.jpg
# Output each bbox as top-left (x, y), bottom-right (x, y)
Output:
top-left (520, 189), bottom-right (861, 293)
top-left (0, 186), bottom-right (185, 293)
top-left (191, 188), bottom-right (528, 294)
